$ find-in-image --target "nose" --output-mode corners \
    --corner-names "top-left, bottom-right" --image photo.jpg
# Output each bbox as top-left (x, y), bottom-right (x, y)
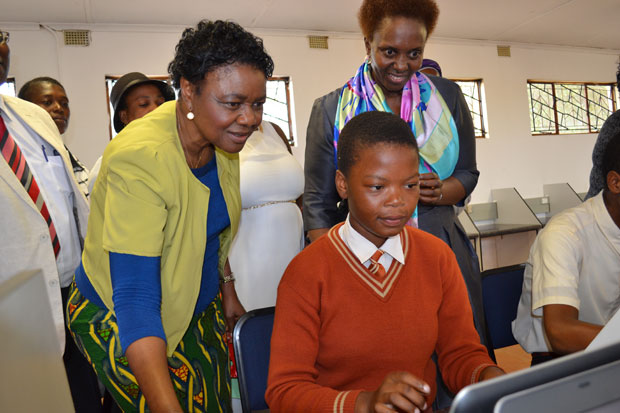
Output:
top-left (394, 55), bottom-right (408, 72)
top-left (50, 100), bottom-right (63, 113)
top-left (238, 103), bottom-right (262, 128)
top-left (385, 186), bottom-right (405, 207)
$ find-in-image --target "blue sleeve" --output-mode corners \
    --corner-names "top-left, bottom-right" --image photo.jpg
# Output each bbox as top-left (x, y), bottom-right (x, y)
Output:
top-left (110, 252), bottom-right (166, 353)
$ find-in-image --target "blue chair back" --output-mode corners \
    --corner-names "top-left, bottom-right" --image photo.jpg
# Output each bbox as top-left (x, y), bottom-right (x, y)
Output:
top-left (481, 264), bottom-right (526, 349)
top-left (232, 306), bottom-right (275, 413)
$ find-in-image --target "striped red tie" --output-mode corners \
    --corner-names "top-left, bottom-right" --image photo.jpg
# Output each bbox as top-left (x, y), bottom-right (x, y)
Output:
top-left (369, 249), bottom-right (386, 279)
top-left (0, 116), bottom-right (61, 257)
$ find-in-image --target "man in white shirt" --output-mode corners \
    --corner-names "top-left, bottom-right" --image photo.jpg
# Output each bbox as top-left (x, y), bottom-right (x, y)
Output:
top-left (512, 130), bottom-right (620, 365)
top-left (0, 30), bottom-right (100, 411)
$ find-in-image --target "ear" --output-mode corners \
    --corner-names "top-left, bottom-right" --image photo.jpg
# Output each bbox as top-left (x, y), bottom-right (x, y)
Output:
top-left (119, 109), bottom-right (129, 126)
top-left (335, 169), bottom-right (348, 200)
top-left (607, 170), bottom-right (620, 195)
top-left (179, 77), bottom-right (195, 108)
top-left (364, 37), bottom-right (372, 58)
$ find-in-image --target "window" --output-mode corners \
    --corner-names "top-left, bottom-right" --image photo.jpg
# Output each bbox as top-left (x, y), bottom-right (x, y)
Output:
top-left (452, 79), bottom-right (489, 138)
top-left (104, 75), bottom-right (296, 145)
top-left (528, 81), bottom-right (618, 135)
top-left (263, 76), bottom-right (295, 145)
top-left (104, 75), bottom-right (175, 139)
top-left (0, 77), bottom-right (16, 97)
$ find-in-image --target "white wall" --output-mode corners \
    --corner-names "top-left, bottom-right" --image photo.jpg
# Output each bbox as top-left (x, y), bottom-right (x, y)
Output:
top-left (424, 40), bottom-right (618, 202)
top-left (4, 23), bottom-right (619, 203)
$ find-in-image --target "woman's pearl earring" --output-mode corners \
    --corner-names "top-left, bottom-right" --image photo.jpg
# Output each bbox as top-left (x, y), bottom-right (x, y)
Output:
top-left (186, 103), bottom-right (194, 120)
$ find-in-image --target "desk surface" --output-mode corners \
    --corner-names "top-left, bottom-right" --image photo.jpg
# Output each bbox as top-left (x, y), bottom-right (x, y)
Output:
top-left (476, 223), bottom-right (541, 238)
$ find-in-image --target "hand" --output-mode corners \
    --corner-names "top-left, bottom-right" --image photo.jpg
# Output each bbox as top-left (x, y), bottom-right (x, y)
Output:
top-left (220, 280), bottom-right (246, 332)
top-left (356, 371), bottom-right (430, 413)
top-left (418, 173), bottom-right (443, 206)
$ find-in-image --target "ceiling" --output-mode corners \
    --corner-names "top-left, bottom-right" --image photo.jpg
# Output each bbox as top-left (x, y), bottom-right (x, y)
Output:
top-left (2, 0), bottom-right (620, 50)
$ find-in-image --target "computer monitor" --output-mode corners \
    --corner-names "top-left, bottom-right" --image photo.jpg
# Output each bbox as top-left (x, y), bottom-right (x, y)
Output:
top-left (0, 270), bottom-right (73, 412)
top-left (449, 341), bottom-right (620, 413)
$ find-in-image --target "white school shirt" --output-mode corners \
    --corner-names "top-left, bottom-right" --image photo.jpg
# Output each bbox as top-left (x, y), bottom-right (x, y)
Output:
top-left (512, 192), bottom-right (620, 353)
top-left (338, 215), bottom-right (406, 270)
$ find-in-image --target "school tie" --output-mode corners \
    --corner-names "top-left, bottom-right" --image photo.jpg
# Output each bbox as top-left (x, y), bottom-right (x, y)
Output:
top-left (0, 116), bottom-right (61, 257)
top-left (368, 249), bottom-right (386, 279)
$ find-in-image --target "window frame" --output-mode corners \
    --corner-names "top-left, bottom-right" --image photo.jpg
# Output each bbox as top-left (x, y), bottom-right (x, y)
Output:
top-left (104, 75), bottom-right (173, 140)
top-left (0, 77), bottom-right (17, 97)
top-left (263, 76), bottom-right (295, 146)
top-left (527, 80), bottom-right (618, 136)
top-left (450, 78), bottom-right (489, 139)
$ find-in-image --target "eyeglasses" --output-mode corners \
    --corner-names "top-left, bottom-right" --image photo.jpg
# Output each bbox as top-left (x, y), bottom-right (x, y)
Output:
top-left (0, 31), bottom-right (9, 45)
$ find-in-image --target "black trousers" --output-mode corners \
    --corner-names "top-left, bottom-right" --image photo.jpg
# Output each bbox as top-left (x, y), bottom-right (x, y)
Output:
top-left (61, 286), bottom-right (103, 413)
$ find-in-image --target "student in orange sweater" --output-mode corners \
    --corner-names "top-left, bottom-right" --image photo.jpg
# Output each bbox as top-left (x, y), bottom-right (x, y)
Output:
top-left (266, 111), bottom-right (503, 413)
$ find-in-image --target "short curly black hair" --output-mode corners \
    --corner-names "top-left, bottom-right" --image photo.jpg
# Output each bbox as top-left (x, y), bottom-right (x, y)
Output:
top-left (337, 111), bottom-right (418, 176)
top-left (18, 77), bottom-right (65, 101)
top-left (168, 20), bottom-right (274, 89)
top-left (358, 0), bottom-right (440, 40)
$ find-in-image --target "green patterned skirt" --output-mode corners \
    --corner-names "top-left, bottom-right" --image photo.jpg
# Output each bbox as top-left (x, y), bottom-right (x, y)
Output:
top-left (66, 282), bottom-right (231, 413)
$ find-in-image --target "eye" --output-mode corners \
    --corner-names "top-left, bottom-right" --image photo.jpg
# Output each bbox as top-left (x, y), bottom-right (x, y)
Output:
top-left (135, 98), bottom-right (150, 108)
top-left (409, 50), bottom-right (422, 59)
top-left (224, 101), bottom-right (242, 109)
top-left (370, 185), bottom-right (383, 191)
top-left (406, 181), bottom-right (419, 189)
top-left (383, 48), bottom-right (396, 57)
top-left (252, 101), bottom-right (265, 109)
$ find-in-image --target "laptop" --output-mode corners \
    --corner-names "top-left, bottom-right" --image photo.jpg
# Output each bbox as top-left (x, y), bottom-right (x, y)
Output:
top-left (495, 358), bottom-right (620, 413)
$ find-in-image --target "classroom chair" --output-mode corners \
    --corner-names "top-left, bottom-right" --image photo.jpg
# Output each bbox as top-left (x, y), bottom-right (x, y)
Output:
top-left (232, 306), bottom-right (275, 413)
top-left (481, 264), bottom-right (526, 349)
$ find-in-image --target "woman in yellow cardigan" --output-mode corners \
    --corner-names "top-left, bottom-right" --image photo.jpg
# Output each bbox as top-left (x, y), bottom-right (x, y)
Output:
top-left (66, 20), bottom-right (273, 413)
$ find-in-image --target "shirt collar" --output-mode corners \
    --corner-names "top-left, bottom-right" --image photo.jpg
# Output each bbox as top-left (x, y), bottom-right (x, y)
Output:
top-left (341, 215), bottom-right (405, 265)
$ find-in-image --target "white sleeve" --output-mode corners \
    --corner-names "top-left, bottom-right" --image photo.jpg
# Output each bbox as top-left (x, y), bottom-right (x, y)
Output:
top-left (531, 223), bottom-right (582, 313)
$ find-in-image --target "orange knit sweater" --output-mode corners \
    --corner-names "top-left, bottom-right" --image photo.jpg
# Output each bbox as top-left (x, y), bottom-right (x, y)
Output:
top-left (266, 224), bottom-right (496, 413)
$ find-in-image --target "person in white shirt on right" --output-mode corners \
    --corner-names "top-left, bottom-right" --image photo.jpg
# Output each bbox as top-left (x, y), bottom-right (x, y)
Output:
top-left (512, 129), bottom-right (620, 365)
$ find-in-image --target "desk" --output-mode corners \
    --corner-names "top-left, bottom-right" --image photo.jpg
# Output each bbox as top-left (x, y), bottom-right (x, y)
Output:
top-left (464, 188), bottom-right (541, 271)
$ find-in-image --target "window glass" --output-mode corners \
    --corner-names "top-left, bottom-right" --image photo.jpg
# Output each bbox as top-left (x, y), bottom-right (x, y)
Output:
top-left (0, 77), bottom-right (16, 96)
top-left (263, 77), bottom-right (295, 145)
top-left (528, 81), bottom-right (617, 135)
top-left (453, 79), bottom-right (489, 138)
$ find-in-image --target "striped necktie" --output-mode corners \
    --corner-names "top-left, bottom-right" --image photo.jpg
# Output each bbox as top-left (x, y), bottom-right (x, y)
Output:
top-left (0, 116), bottom-right (61, 257)
top-left (369, 249), bottom-right (386, 279)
